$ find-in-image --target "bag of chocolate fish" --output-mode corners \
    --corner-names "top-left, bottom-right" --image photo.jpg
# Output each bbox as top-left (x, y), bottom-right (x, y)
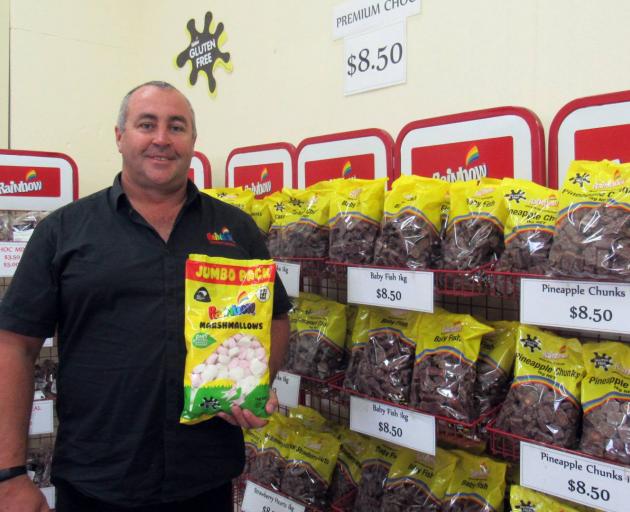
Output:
top-left (249, 414), bottom-right (297, 490)
top-left (410, 309), bottom-right (493, 421)
top-left (327, 428), bottom-right (372, 507)
top-left (442, 450), bottom-right (507, 512)
top-left (283, 292), bottom-right (346, 379)
top-left (373, 175), bottom-right (448, 269)
top-left (353, 441), bottom-right (400, 512)
top-left (328, 178), bottom-right (386, 264)
top-left (280, 429), bottom-right (341, 510)
top-left (353, 308), bottom-right (423, 404)
top-left (380, 447), bottom-right (458, 512)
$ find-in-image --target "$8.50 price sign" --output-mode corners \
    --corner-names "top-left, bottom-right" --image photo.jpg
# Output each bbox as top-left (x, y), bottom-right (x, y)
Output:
top-left (347, 266), bottom-right (433, 312)
top-left (344, 21), bottom-right (406, 95)
top-left (520, 442), bottom-right (630, 512)
top-left (350, 396), bottom-right (436, 455)
top-left (520, 278), bottom-right (630, 335)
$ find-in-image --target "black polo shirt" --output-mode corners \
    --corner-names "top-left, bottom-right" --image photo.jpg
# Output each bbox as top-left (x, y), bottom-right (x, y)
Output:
top-left (0, 175), bottom-right (292, 506)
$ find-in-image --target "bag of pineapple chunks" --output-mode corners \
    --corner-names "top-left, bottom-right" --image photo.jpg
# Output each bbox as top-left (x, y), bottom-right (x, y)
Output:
top-left (202, 186), bottom-right (255, 213)
top-left (180, 255), bottom-right (276, 424)
top-left (510, 485), bottom-right (583, 512)
top-left (580, 341), bottom-right (630, 464)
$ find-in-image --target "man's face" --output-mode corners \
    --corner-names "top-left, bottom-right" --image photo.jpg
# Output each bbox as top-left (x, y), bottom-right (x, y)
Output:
top-left (115, 86), bottom-right (196, 193)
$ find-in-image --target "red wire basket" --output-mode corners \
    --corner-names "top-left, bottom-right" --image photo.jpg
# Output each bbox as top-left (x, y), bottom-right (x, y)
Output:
top-left (328, 374), bottom-right (499, 451)
top-left (330, 489), bottom-right (357, 512)
top-left (487, 416), bottom-right (630, 470)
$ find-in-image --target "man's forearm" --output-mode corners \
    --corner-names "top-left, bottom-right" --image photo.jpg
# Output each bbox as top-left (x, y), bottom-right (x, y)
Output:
top-left (269, 315), bottom-right (290, 383)
top-left (0, 331), bottom-right (42, 468)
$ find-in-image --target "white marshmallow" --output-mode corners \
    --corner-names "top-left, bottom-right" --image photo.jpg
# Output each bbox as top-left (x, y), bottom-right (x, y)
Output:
top-left (201, 365), bottom-right (219, 383)
top-left (229, 367), bottom-right (245, 381)
top-left (250, 358), bottom-right (267, 377)
top-left (190, 373), bottom-right (203, 388)
top-left (192, 363), bottom-right (206, 374)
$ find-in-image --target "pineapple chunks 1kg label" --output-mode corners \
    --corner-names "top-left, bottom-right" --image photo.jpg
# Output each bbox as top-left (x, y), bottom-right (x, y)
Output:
top-left (180, 255), bottom-right (276, 424)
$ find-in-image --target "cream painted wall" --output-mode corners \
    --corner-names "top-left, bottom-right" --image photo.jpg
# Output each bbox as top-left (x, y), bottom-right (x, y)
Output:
top-left (9, 0), bottom-right (144, 194)
top-left (8, 0), bottom-right (630, 195)
top-left (0, 0), bottom-right (8, 148)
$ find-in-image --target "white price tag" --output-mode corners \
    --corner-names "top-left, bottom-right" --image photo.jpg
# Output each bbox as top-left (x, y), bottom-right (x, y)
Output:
top-left (349, 396), bottom-right (435, 455)
top-left (520, 278), bottom-right (630, 334)
top-left (333, 0), bottom-right (421, 39)
top-left (29, 400), bottom-right (54, 435)
top-left (241, 480), bottom-right (305, 512)
top-left (347, 267), bottom-right (433, 312)
top-left (41, 487), bottom-right (55, 508)
top-left (344, 21), bottom-right (406, 95)
top-left (0, 242), bottom-right (26, 277)
top-left (272, 371), bottom-right (301, 408)
top-left (43, 337), bottom-right (53, 347)
top-left (275, 261), bottom-right (300, 298)
top-left (520, 442), bottom-right (630, 512)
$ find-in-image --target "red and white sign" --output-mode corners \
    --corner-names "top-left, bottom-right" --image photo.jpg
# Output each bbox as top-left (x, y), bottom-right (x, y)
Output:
top-left (549, 90), bottom-right (630, 188)
top-left (226, 143), bottom-right (295, 198)
top-left (396, 107), bottom-right (546, 185)
top-left (0, 242), bottom-right (26, 278)
top-left (296, 129), bottom-right (394, 188)
top-left (188, 151), bottom-right (212, 188)
top-left (0, 149), bottom-right (78, 277)
top-left (29, 400), bottom-right (54, 436)
top-left (0, 149), bottom-right (78, 210)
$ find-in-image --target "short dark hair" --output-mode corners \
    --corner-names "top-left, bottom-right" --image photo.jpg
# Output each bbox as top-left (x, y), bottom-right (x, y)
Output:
top-left (116, 81), bottom-right (197, 137)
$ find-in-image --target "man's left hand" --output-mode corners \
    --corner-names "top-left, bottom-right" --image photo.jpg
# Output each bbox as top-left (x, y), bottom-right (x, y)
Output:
top-left (217, 389), bottom-right (279, 429)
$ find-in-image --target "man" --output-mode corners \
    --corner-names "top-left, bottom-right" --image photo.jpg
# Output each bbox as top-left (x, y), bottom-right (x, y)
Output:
top-left (0, 81), bottom-right (291, 511)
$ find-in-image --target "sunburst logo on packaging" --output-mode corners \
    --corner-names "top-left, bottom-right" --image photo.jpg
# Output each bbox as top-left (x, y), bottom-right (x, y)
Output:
top-left (176, 11), bottom-right (232, 96)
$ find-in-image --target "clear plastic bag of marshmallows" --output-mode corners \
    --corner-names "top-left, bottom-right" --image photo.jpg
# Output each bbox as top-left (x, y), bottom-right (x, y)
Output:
top-left (180, 255), bottom-right (276, 424)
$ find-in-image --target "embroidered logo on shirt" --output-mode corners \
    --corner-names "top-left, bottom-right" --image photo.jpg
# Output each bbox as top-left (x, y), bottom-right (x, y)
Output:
top-left (207, 227), bottom-right (236, 245)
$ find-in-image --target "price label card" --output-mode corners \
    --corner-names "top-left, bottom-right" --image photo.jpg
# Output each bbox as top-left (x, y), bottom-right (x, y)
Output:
top-left (521, 441), bottom-right (630, 512)
top-left (349, 395), bottom-right (435, 455)
top-left (29, 400), bottom-right (54, 435)
top-left (347, 267), bottom-right (433, 312)
top-left (275, 261), bottom-right (300, 298)
top-left (0, 242), bottom-right (26, 277)
top-left (241, 480), bottom-right (305, 512)
top-left (272, 371), bottom-right (301, 408)
top-left (344, 21), bottom-right (406, 95)
top-left (41, 487), bottom-right (55, 508)
top-left (520, 278), bottom-right (630, 334)
top-left (43, 337), bottom-right (53, 348)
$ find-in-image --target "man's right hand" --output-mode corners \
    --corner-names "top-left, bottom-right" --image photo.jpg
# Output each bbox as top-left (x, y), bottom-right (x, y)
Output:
top-left (0, 476), bottom-right (50, 512)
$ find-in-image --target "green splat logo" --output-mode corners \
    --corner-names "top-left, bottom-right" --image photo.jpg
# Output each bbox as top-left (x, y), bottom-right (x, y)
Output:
top-left (176, 11), bottom-right (232, 96)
